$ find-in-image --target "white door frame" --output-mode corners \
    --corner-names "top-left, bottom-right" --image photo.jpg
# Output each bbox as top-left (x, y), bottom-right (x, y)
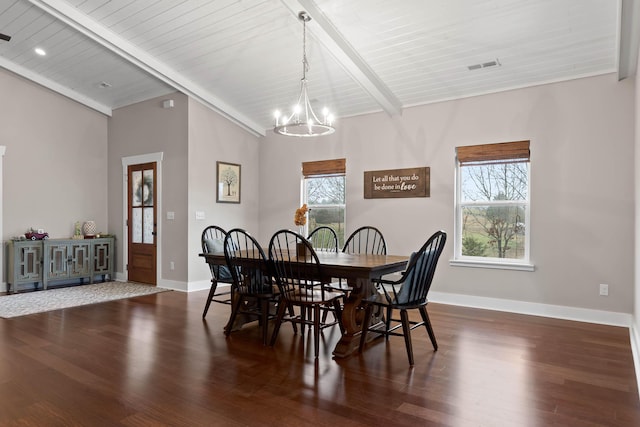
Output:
top-left (121, 152), bottom-right (163, 283)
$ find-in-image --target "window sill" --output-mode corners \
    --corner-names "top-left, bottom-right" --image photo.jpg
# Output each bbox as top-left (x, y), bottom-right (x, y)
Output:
top-left (449, 259), bottom-right (535, 272)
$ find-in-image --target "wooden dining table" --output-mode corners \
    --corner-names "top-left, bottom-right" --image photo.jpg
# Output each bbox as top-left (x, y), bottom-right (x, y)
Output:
top-left (199, 250), bottom-right (409, 358)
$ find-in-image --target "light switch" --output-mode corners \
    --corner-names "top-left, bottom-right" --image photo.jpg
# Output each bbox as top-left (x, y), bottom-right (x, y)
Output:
top-left (166, 211), bottom-right (175, 220)
top-left (195, 211), bottom-right (206, 220)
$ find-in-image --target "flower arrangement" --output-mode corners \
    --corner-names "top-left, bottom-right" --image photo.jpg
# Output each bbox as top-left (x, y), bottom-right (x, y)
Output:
top-left (294, 203), bottom-right (308, 227)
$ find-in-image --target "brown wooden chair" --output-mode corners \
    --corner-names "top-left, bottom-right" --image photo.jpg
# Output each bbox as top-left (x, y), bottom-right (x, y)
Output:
top-left (268, 229), bottom-right (344, 358)
top-left (359, 230), bottom-right (446, 365)
top-left (223, 228), bottom-right (278, 345)
top-left (201, 225), bottom-right (233, 318)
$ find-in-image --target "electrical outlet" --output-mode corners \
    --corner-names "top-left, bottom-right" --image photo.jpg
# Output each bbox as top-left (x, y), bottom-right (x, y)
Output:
top-left (170, 261), bottom-right (175, 270)
top-left (599, 283), bottom-right (609, 296)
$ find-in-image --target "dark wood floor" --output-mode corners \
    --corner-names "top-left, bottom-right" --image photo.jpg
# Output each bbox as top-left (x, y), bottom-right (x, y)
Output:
top-left (0, 289), bottom-right (638, 426)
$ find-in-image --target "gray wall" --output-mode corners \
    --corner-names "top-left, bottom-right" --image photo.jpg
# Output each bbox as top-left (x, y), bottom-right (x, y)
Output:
top-left (259, 73), bottom-right (636, 316)
top-left (187, 98), bottom-right (260, 288)
top-left (107, 93), bottom-right (189, 288)
top-left (0, 69), bottom-right (108, 292)
top-left (0, 64), bottom-right (637, 324)
top-left (107, 94), bottom-right (260, 291)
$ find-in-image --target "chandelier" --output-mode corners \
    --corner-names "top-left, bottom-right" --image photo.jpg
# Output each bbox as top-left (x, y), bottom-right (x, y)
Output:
top-left (273, 12), bottom-right (335, 137)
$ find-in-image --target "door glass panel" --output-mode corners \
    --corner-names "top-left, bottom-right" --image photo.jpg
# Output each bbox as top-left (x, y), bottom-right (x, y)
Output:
top-left (132, 171), bottom-right (142, 207)
top-left (132, 208), bottom-right (142, 243)
top-left (143, 169), bottom-right (154, 206)
top-left (143, 207), bottom-right (154, 244)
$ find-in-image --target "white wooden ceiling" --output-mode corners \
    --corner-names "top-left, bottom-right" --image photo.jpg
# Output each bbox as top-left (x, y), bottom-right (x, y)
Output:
top-left (0, 0), bottom-right (636, 136)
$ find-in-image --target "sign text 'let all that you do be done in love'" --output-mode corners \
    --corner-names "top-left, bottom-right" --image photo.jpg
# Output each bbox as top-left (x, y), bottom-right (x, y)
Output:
top-left (363, 167), bottom-right (430, 199)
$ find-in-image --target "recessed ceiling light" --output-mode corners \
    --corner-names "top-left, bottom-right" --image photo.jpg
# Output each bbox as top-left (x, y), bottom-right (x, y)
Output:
top-left (34, 47), bottom-right (46, 56)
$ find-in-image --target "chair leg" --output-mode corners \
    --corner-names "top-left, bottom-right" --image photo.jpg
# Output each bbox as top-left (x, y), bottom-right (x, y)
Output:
top-left (419, 306), bottom-right (438, 351)
top-left (313, 305), bottom-right (321, 359)
top-left (202, 280), bottom-right (218, 318)
top-left (270, 299), bottom-right (288, 346)
top-left (400, 309), bottom-right (414, 365)
top-left (224, 294), bottom-right (243, 336)
top-left (385, 306), bottom-right (393, 341)
top-left (285, 301), bottom-right (298, 334)
top-left (358, 304), bottom-right (374, 352)
top-left (321, 306), bottom-right (329, 324)
top-left (260, 298), bottom-right (269, 346)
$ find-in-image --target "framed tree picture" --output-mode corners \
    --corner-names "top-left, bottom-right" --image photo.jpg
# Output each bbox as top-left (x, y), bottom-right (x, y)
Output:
top-left (216, 161), bottom-right (241, 203)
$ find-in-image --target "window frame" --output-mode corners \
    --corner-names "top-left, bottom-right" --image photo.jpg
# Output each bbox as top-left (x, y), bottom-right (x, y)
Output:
top-left (451, 142), bottom-right (534, 271)
top-left (301, 159), bottom-right (347, 245)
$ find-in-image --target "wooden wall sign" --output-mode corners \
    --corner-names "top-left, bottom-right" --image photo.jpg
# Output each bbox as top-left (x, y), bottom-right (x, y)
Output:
top-left (364, 167), bottom-right (430, 199)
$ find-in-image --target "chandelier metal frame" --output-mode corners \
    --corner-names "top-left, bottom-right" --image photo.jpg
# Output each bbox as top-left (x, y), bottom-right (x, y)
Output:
top-left (273, 11), bottom-right (335, 137)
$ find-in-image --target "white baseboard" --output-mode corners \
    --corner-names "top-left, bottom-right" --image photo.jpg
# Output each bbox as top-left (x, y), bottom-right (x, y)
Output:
top-left (156, 278), bottom-right (188, 292)
top-left (187, 280), bottom-right (231, 293)
top-left (189, 279), bottom-right (213, 292)
top-left (428, 291), bottom-right (633, 326)
top-left (157, 279), bottom-right (232, 293)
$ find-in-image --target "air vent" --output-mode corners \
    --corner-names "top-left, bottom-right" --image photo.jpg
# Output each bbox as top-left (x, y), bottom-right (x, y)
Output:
top-left (468, 58), bottom-right (501, 71)
top-left (0, 33), bottom-right (11, 42)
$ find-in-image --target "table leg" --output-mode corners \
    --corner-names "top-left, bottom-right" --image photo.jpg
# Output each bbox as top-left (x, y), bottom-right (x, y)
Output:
top-left (223, 289), bottom-right (254, 332)
top-left (333, 277), bottom-right (383, 358)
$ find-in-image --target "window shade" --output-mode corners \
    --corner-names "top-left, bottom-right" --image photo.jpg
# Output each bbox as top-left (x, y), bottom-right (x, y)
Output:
top-left (302, 158), bottom-right (346, 177)
top-left (456, 141), bottom-right (530, 165)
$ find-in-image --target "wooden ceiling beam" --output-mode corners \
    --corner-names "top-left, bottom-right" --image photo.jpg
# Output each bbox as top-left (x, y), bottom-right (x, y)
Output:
top-left (280, 0), bottom-right (402, 117)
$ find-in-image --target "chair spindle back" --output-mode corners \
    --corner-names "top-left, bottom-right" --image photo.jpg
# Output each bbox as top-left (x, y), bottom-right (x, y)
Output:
top-left (307, 226), bottom-right (339, 253)
top-left (342, 226), bottom-right (387, 255)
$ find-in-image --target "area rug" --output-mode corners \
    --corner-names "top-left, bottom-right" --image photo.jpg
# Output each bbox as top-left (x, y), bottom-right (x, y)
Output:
top-left (0, 282), bottom-right (170, 318)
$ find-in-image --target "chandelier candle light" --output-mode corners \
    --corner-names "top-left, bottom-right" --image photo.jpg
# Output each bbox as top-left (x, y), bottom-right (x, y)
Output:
top-left (273, 11), bottom-right (335, 137)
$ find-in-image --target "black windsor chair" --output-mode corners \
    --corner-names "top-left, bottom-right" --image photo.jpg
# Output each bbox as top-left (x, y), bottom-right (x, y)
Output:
top-left (342, 226), bottom-right (387, 255)
top-left (359, 230), bottom-right (446, 365)
top-left (307, 226), bottom-right (339, 253)
top-left (201, 225), bottom-right (233, 318)
top-left (223, 228), bottom-right (279, 345)
top-left (268, 229), bottom-right (345, 358)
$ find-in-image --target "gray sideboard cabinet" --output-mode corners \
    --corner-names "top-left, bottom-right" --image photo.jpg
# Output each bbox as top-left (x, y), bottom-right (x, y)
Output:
top-left (43, 240), bottom-right (91, 289)
top-left (6, 240), bottom-right (43, 293)
top-left (92, 238), bottom-right (114, 281)
top-left (6, 237), bottom-right (115, 293)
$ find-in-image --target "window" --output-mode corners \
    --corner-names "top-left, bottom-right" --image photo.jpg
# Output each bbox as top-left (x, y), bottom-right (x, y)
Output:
top-left (302, 159), bottom-right (346, 247)
top-left (453, 141), bottom-right (532, 270)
